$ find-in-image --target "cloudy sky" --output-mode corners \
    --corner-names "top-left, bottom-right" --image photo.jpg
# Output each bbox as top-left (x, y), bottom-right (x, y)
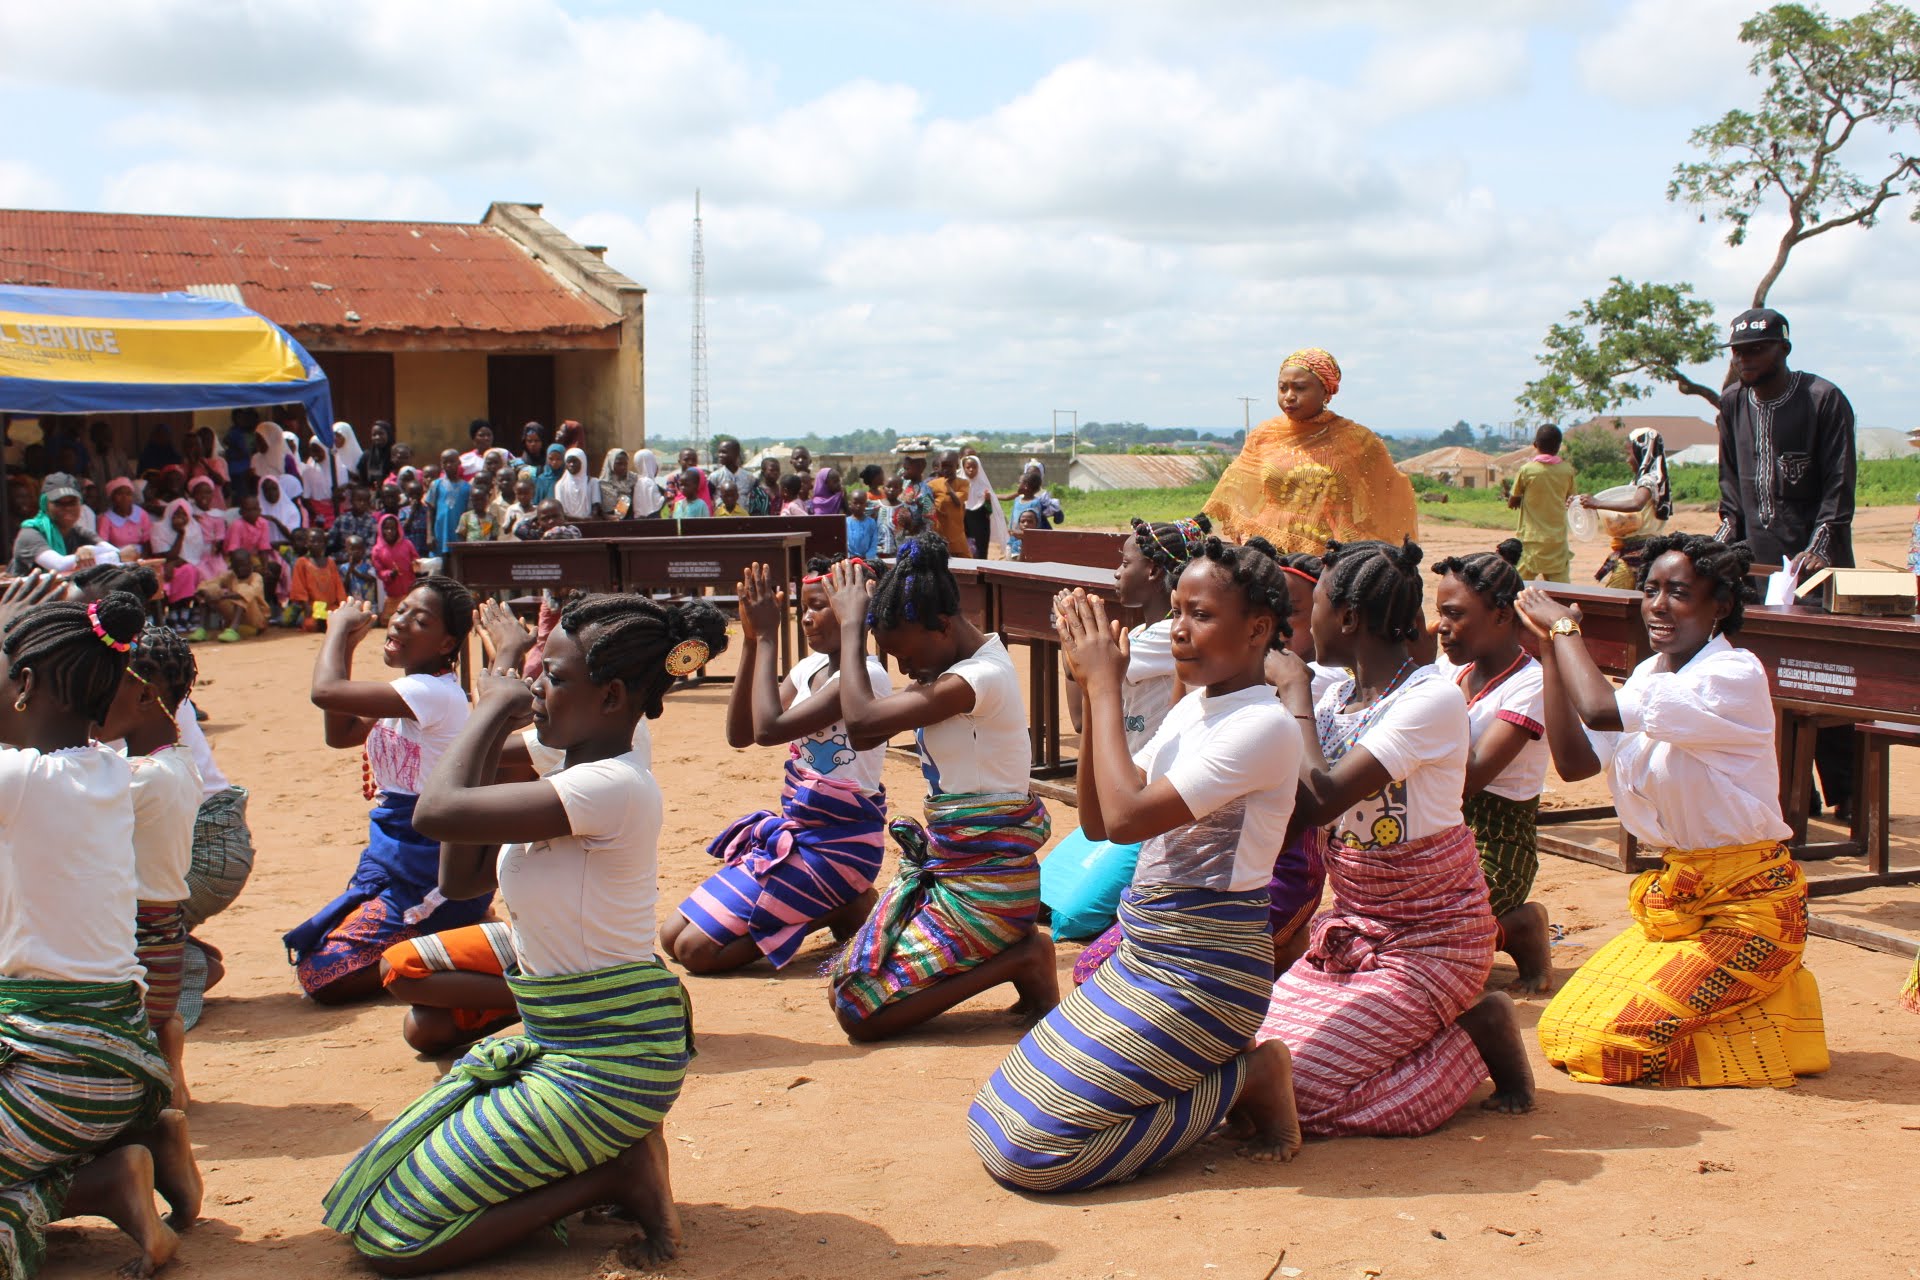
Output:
top-left (2, 0), bottom-right (1914, 438)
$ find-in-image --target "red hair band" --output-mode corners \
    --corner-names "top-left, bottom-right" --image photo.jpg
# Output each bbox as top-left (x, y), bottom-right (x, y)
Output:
top-left (1279, 565), bottom-right (1319, 588)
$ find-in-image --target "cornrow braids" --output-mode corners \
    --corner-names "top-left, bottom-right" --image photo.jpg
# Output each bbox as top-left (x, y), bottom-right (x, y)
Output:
top-left (128, 624), bottom-right (198, 713)
top-left (1130, 512), bottom-right (1212, 574)
top-left (1322, 536), bottom-right (1426, 643)
top-left (413, 574), bottom-right (475, 668)
top-left (868, 533), bottom-right (961, 632)
top-left (1430, 544), bottom-right (1525, 613)
top-left (1269, 548), bottom-right (1323, 583)
top-left (1185, 536), bottom-right (1293, 650)
top-left (72, 562), bottom-right (160, 604)
top-left (1635, 532), bottom-right (1756, 635)
top-left (2, 589), bottom-right (144, 722)
top-left (560, 593), bottom-right (732, 719)
top-left (806, 553), bottom-right (876, 581)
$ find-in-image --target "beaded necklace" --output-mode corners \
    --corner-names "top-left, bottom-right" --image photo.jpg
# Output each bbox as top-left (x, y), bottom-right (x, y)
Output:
top-left (1317, 656), bottom-right (1418, 763)
top-left (1454, 649), bottom-right (1528, 710)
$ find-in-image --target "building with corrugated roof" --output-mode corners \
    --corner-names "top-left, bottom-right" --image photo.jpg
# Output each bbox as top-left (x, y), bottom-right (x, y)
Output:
top-left (0, 202), bottom-right (646, 460)
top-left (1569, 414), bottom-right (1717, 451)
top-left (1064, 453), bottom-right (1212, 492)
top-left (1396, 445), bottom-right (1499, 489)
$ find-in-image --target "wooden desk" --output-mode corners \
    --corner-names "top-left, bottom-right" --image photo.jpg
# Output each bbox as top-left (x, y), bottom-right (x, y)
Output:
top-left (979, 560), bottom-right (1143, 781)
top-left (617, 532), bottom-right (809, 670)
top-left (1017, 527), bottom-right (1125, 569)
top-left (575, 514), bottom-right (848, 563)
top-left (444, 538), bottom-right (620, 593)
top-left (947, 556), bottom-right (997, 635)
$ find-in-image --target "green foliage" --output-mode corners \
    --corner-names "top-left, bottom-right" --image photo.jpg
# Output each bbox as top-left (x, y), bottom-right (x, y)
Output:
top-left (1560, 422), bottom-right (1632, 474)
top-left (1517, 278), bottom-right (1723, 423)
top-left (1667, 1), bottom-right (1920, 304)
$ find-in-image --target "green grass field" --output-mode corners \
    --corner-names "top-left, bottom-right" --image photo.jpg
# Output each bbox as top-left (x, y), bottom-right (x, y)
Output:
top-left (1057, 458), bottom-right (1920, 534)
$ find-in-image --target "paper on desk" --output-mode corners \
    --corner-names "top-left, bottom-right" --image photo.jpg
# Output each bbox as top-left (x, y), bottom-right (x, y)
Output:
top-left (1764, 557), bottom-right (1797, 606)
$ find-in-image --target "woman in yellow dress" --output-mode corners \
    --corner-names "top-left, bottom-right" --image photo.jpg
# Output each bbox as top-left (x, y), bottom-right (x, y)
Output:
top-left (1515, 533), bottom-right (1827, 1089)
top-left (1204, 349), bottom-right (1417, 555)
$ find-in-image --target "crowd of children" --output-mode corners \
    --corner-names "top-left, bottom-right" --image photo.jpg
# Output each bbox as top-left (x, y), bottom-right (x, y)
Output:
top-left (0, 422), bottom-right (1856, 1279)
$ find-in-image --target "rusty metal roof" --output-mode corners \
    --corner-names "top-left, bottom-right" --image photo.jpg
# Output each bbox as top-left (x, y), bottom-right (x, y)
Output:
top-left (1065, 453), bottom-right (1213, 490)
top-left (0, 208), bottom-right (620, 339)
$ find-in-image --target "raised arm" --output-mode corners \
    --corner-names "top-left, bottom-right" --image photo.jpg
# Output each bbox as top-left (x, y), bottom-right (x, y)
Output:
top-left (1515, 590), bottom-right (1621, 731)
top-left (1515, 590), bottom-right (1604, 780)
top-left (413, 673), bottom-right (574, 898)
top-left (728, 563), bottom-right (844, 747)
top-left (1271, 649), bottom-right (1395, 829)
top-left (308, 598), bottom-right (412, 746)
top-left (826, 559), bottom-right (977, 738)
top-left (1058, 591), bottom-right (1193, 845)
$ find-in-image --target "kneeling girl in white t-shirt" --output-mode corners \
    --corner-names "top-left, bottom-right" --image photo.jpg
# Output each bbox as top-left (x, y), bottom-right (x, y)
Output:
top-left (822, 532), bottom-right (1053, 1043)
top-left (323, 592), bottom-right (726, 1272)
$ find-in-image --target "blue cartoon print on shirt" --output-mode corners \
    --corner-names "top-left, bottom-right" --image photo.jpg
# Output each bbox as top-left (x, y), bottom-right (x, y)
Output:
top-left (800, 732), bottom-right (857, 775)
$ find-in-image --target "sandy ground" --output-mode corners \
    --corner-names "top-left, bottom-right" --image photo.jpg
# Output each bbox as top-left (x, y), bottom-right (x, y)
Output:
top-left (36, 505), bottom-right (1920, 1280)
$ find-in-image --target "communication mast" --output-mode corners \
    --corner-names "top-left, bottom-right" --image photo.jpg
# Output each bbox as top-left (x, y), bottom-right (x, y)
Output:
top-left (689, 190), bottom-right (709, 452)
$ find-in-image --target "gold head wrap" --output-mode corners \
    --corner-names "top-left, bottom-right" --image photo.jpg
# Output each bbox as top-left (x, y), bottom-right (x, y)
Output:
top-left (1203, 351), bottom-right (1416, 555)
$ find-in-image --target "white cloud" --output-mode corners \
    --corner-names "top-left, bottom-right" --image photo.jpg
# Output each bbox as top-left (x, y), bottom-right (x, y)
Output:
top-left (99, 164), bottom-right (454, 220)
top-left (1576, 0), bottom-right (1880, 109)
top-left (1354, 30), bottom-right (1530, 119)
top-left (0, 162), bottom-right (62, 208)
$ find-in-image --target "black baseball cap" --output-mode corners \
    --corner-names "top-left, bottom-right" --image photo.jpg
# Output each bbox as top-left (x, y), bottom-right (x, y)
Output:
top-left (1727, 307), bottom-right (1790, 347)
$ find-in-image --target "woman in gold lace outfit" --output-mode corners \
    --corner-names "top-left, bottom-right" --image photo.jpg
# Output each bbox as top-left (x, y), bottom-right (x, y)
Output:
top-left (1204, 349), bottom-right (1417, 554)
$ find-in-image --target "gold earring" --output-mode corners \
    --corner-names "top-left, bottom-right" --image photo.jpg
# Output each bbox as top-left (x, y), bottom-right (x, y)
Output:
top-left (11, 693), bottom-right (26, 712)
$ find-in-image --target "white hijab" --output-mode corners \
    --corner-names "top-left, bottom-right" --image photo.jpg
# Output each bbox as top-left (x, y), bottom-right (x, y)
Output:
top-left (258, 475), bottom-right (305, 535)
top-left (331, 421), bottom-right (364, 472)
top-left (961, 455), bottom-right (1008, 547)
top-left (554, 446), bottom-right (596, 519)
top-left (631, 448), bottom-right (666, 517)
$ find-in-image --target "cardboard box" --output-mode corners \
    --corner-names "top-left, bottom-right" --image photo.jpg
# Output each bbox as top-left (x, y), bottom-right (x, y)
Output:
top-left (1793, 568), bottom-right (1918, 617)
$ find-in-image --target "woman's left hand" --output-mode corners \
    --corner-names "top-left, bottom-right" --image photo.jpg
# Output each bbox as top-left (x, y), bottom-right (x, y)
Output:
top-left (1055, 589), bottom-right (1127, 692)
top-left (474, 669), bottom-right (535, 728)
top-left (825, 558), bottom-right (872, 628)
top-left (0, 573), bottom-right (64, 632)
top-left (1515, 587), bottom-right (1579, 639)
top-left (1266, 648), bottom-right (1315, 715)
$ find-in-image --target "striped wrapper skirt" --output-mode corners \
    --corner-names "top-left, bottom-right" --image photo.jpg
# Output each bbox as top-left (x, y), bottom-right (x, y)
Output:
top-left (826, 791), bottom-right (1049, 1021)
top-left (1462, 791), bottom-right (1540, 919)
top-left (970, 885), bottom-right (1273, 1192)
top-left (134, 904), bottom-right (187, 1029)
top-left (182, 786), bottom-right (255, 932)
top-left (1539, 840), bottom-right (1828, 1088)
top-left (1, 979), bottom-right (171, 1280)
top-left (1257, 824), bottom-right (1496, 1138)
top-left (322, 960), bottom-right (691, 1261)
top-left (679, 758), bottom-right (887, 968)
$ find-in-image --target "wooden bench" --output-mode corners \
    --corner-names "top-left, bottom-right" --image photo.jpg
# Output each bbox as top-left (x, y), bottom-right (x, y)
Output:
top-left (1017, 527), bottom-right (1124, 569)
top-left (1832, 721), bottom-right (1920, 895)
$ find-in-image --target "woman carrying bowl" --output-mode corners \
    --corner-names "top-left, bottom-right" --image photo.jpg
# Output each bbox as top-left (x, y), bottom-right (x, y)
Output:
top-left (1583, 427), bottom-right (1669, 589)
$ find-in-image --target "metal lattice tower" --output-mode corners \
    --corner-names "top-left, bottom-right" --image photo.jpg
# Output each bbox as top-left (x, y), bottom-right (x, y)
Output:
top-left (689, 190), bottom-right (709, 452)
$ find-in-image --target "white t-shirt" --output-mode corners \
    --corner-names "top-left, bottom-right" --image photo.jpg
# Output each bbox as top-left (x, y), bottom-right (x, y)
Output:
top-left (174, 697), bottom-right (230, 796)
top-left (1585, 635), bottom-right (1791, 850)
top-left (364, 672), bottom-right (470, 796)
top-left (495, 750), bottom-right (661, 977)
top-left (1434, 653), bottom-right (1548, 802)
top-left (1123, 619), bottom-right (1178, 755)
top-left (1130, 685), bottom-right (1302, 891)
top-left (0, 744), bottom-right (140, 985)
top-left (787, 651), bottom-right (894, 793)
top-left (522, 719), bottom-right (653, 776)
top-left (1308, 661), bottom-right (1345, 705)
top-left (916, 635), bottom-right (1031, 797)
top-left (130, 746), bottom-right (202, 903)
top-left (1315, 664), bottom-right (1468, 849)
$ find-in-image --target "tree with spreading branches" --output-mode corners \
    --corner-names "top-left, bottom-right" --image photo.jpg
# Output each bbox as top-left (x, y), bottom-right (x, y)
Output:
top-left (1523, 2), bottom-right (1920, 420)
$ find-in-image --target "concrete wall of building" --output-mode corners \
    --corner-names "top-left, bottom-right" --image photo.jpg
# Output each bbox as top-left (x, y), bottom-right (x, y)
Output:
top-left (394, 351), bottom-right (489, 459)
top-left (553, 349), bottom-right (636, 459)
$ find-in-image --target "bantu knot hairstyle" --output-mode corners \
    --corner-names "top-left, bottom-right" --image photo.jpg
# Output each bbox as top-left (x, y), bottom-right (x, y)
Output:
top-left (2, 589), bottom-right (144, 722)
top-left (1183, 536), bottom-right (1293, 650)
top-left (1267, 545), bottom-right (1323, 583)
top-left (72, 562), bottom-right (160, 604)
top-left (412, 574), bottom-right (475, 666)
top-left (129, 624), bottom-right (197, 713)
top-left (806, 553), bottom-right (876, 581)
top-left (1430, 539), bottom-right (1525, 613)
top-left (1322, 536), bottom-right (1426, 643)
top-left (559, 593), bottom-right (731, 719)
top-left (1130, 512), bottom-right (1212, 575)
top-left (868, 533), bottom-right (961, 632)
top-left (1635, 532), bottom-right (1756, 635)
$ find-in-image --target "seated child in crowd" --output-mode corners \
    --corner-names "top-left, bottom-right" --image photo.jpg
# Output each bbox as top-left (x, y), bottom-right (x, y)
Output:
top-left (199, 550), bottom-right (272, 643)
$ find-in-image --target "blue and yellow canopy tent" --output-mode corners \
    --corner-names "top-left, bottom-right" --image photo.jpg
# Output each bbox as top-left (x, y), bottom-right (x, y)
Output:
top-left (0, 283), bottom-right (332, 435)
top-left (0, 283), bottom-right (333, 548)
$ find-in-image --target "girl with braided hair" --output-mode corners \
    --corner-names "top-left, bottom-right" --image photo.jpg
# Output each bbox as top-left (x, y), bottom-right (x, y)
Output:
top-left (1257, 536), bottom-right (1535, 1147)
top-left (0, 580), bottom-right (201, 1280)
top-left (287, 578), bottom-right (490, 1005)
top-left (1518, 533), bottom-right (1829, 1088)
top-left (821, 533), bottom-right (1054, 1042)
top-left (664, 555), bottom-right (894, 974)
top-left (971, 536), bottom-right (1305, 1188)
top-left (1042, 514), bottom-right (1207, 944)
top-left (1431, 539), bottom-right (1554, 994)
top-left (98, 626), bottom-right (203, 1104)
top-left (324, 592), bottom-right (724, 1271)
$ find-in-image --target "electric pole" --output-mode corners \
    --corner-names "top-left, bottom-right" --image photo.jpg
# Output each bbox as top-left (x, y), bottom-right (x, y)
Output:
top-left (690, 190), bottom-right (709, 455)
top-left (1237, 396), bottom-right (1256, 433)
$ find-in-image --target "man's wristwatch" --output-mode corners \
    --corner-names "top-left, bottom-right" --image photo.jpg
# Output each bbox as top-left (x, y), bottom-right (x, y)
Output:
top-left (1549, 617), bottom-right (1582, 640)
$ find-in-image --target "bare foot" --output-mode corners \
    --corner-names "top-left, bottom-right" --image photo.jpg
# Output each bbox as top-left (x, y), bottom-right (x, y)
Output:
top-left (1497, 902), bottom-right (1554, 996)
top-left (1003, 931), bottom-right (1060, 1020)
top-left (1229, 1039), bottom-right (1302, 1163)
top-left (148, 1109), bottom-right (204, 1230)
top-left (61, 1145), bottom-right (179, 1278)
top-left (612, 1131), bottom-right (682, 1266)
top-left (1457, 992), bottom-right (1536, 1115)
top-left (821, 888), bottom-right (878, 943)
